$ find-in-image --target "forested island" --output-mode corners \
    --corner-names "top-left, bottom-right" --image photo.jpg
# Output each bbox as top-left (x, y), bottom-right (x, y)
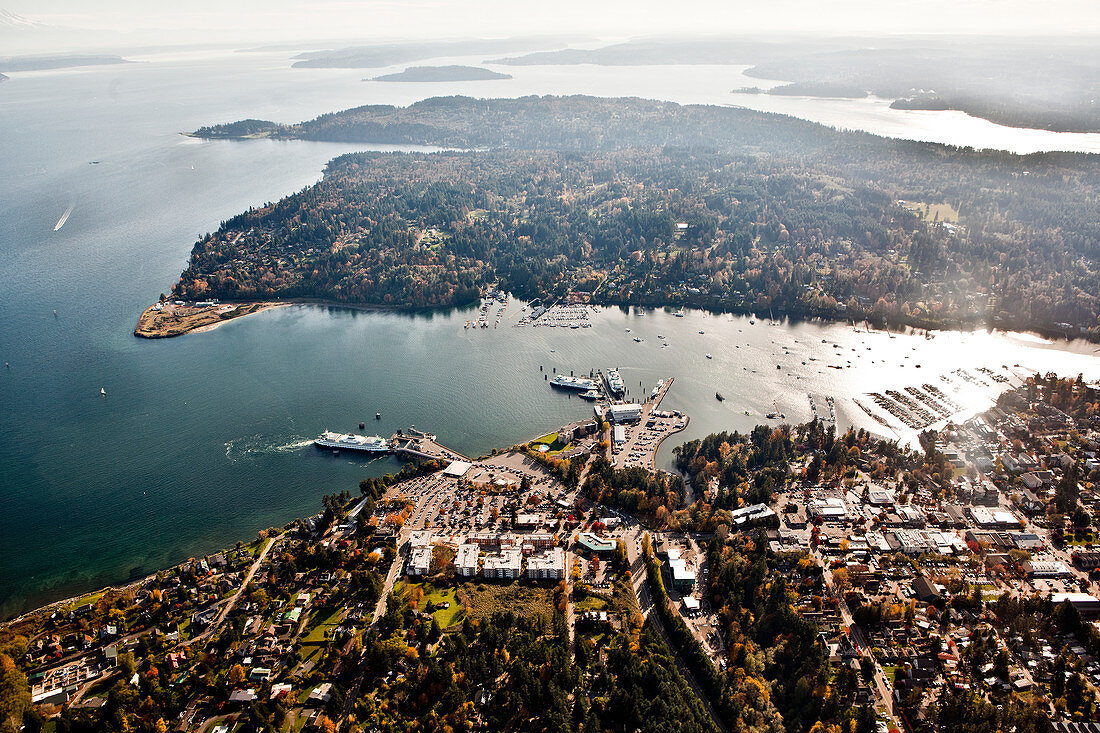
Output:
top-left (0, 53), bottom-right (129, 72)
top-left (290, 36), bottom-right (581, 69)
top-left (369, 65), bottom-right (512, 82)
top-left (493, 36), bottom-right (1100, 133)
top-left (176, 95), bottom-right (1100, 338)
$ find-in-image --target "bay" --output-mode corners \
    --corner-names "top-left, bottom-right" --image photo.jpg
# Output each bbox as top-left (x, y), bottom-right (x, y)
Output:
top-left (2, 46), bottom-right (1098, 619)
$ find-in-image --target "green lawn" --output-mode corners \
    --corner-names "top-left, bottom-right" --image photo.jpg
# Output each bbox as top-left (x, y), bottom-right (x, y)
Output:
top-left (424, 587), bottom-right (464, 629)
top-left (302, 606), bottom-right (342, 645)
top-left (575, 594), bottom-right (608, 613)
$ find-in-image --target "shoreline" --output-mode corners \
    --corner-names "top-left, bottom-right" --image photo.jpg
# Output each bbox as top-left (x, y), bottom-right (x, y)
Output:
top-left (133, 294), bottom-right (1099, 349)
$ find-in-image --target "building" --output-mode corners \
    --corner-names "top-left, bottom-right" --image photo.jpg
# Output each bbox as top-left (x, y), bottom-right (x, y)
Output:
top-left (1023, 559), bottom-right (1074, 578)
top-left (455, 544), bottom-right (480, 577)
top-left (608, 403), bottom-right (643, 423)
top-left (613, 425), bottom-right (626, 446)
top-left (577, 532), bottom-right (617, 554)
top-left (1072, 551), bottom-right (1100, 571)
top-left (913, 576), bottom-right (942, 603)
top-left (482, 548), bottom-right (523, 579)
top-left (527, 549), bottom-right (566, 580)
top-left (728, 503), bottom-right (777, 526)
top-left (668, 556), bottom-right (696, 592)
top-left (810, 497), bottom-right (848, 522)
top-left (443, 460), bottom-right (472, 478)
top-left (514, 514), bottom-right (540, 529)
top-left (407, 546), bottom-right (432, 576)
top-left (1051, 593), bottom-right (1100, 617)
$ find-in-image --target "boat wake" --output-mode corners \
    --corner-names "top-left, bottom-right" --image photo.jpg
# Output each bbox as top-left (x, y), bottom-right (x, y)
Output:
top-left (224, 434), bottom-right (314, 462)
top-left (53, 204), bottom-right (74, 231)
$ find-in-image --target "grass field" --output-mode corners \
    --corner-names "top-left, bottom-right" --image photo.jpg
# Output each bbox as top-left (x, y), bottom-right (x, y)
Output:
top-left (423, 586), bottom-right (464, 628)
top-left (456, 581), bottom-right (557, 628)
top-left (899, 200), bottom-right (960, 223)
top-left (302, 606), bottom-right (342, 645)
top-left (575, 593), bottom-right (608, 613)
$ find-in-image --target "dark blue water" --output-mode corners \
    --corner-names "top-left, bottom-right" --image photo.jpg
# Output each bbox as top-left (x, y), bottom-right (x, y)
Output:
top-left (3, 48), bottom-right (1099, 619)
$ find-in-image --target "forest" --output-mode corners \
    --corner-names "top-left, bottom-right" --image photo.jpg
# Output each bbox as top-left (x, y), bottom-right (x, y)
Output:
top-left (182, 95), bottom-right (1100, 336)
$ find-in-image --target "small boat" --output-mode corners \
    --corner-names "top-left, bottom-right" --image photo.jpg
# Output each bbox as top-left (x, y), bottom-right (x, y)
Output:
top-left (698, 330), bottom-right (705, 334)
top-left (579, 389), bottom-right (602, 401)
top-left (715, 392), bottom-right (725, 401)
top-left (375, 412), bottom-right (381, 420)
top-left (100, 387), bottom-right (106, 397)
top-left (705, 353), bottom-right (712, 359)
top-left (633, 337), bottom-right (642, 342)
top-left (749, 320), bottom-right (755, 325)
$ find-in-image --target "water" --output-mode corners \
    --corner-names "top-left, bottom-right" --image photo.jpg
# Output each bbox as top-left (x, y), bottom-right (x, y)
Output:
top-left (2, 47), bottom-right (1099, 619)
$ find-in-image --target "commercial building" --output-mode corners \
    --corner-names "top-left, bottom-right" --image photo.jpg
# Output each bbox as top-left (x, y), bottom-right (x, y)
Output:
top-left (608, 403), bottom-right (643, 423)
top-left (577, 532), bottom-right (617, 554)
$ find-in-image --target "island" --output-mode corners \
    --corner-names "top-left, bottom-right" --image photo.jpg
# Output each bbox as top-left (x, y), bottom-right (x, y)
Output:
top-left (2, 371), bottom-right (1096, 733)
top-left (290, 35), bottom-right (580, 69)
top-left (166, 95), bottom-right (1100, 342)
top-left (368, 65), bottom-right (512, 82)
top-left (492, 35), bottom-right (1100, 133)
top-left (0, 53), bottom-right (129, 72)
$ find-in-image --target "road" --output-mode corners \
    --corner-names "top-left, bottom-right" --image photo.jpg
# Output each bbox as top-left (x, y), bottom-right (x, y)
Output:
top-left (625, 526), bottom-right (729, 733)
top-left (821, 560), bottom-right (895, 722)
top-left (183, 532), bottom-right (285, 647)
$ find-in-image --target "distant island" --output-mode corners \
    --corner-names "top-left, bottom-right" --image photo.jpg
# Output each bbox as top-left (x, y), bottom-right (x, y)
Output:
top-left (0, 53), bottom-right (129, 72)
top-left (493, 35), bottom-right (1100, 133)
top-left (291, 35), bottom-right (581, 68)
top-left (168, 95), bottom-right (1100, 342)
top-left (368, 65), bottom-right (512, 82)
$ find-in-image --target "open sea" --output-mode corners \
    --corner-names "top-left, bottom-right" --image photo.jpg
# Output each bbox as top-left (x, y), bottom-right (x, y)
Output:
top-left (2, 45), bottom-right (1099, 618)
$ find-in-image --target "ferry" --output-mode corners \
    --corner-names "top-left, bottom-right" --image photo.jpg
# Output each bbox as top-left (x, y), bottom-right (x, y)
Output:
top-left (315, 431), bottom-right (390, 453)
top-left (550, 374), bottom-right (599, 391)
top-left (606, 369), bottom-right (625, 396)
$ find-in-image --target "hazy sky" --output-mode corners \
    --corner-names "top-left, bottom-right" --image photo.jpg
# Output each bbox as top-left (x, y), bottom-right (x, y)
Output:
top-left (8, 0), bottom-right (1100, 43)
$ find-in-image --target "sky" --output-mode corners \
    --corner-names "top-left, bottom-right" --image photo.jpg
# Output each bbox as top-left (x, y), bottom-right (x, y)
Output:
top-left (5, 0), bottom-right (1100, 46)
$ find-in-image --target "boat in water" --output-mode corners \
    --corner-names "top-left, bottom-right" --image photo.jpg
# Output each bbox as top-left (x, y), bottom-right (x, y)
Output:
top-left (715, 392), bottom-right (725, 401)
top-left (705, 353), bottom-right (712, 359)
top-left (550, 374), bottom-right (599, 391)
top-left (314, 431), bottom-right (390, 453)
top-left (579, 389), bottom-right (602, 401)
top-left (606, 369), bottom-right (625, 396)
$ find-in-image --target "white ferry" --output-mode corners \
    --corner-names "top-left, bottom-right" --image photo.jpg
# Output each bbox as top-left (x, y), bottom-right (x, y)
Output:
top-left (550, 374), bottom-right (599, 391)
top-left (314, 431), bottom-right (390, 453)
top-left (606, 369), bottom-right (625, 396)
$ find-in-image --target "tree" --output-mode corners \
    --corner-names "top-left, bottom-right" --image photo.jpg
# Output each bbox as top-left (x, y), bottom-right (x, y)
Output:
top-left (0, 654), bottom-right (30, 733)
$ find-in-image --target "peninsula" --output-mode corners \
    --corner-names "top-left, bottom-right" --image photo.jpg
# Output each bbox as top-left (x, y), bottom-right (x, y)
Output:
top-left (134, 299), bottom-right (279, 338)
top-left (164, 95), bottom-right (1100, 341)
top-left (4, 372), bottom-right (1098, 733)
top-left (368, 65), bottom-right (512, 82)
